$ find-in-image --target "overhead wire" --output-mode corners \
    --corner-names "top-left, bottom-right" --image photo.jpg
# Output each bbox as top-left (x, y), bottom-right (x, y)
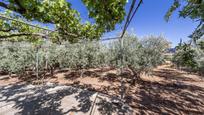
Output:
top-left (120, 0), bottom-right (137, 39)
top-left (100, 0), bottom-right (140, 42)
top-left (124, 0), bottom-right (143, 33)
top-left (0, 0), bottom-right (142, 43)
top-left (0, 14), bottom-right (55, 32)
top-left (117, 0), bottom-right (143, 100)
top-left (0, 14), bottom-right (79, 38)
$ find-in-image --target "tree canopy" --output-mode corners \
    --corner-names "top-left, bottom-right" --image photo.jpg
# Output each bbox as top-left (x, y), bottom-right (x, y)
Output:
top-left (165, 0), bottom-right (204, 42)
top-left (1, 0), bottom-right (202, 43)
top-left (0, 0), bottom-right (127, 43)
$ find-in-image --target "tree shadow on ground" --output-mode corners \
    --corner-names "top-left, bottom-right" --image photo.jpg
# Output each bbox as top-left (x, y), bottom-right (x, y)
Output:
top-left (0, 83), bottom-right (78, 115)
top-left (152, 68), bottom-right (200, 82)
top-left (83, 71), bottom-right (100, 77)
top-left (0, 83), bottom-right (132, 115)
top-left (125, 80), bottom-right (204, 115)
top-left (64, 71), bottom-right (81, 80)
top-left (70, 83), bottom-right (120, 97)
top-left (99, 73), bottom-right (119, 82)
top-left (99, 70), bottom-right (133, 83)
top-left (64, 70), bottom-right (100, 81)
top-left (96, 96), bottom-right (133, 115)
top-left (64, 90), bottom-right (94, 114)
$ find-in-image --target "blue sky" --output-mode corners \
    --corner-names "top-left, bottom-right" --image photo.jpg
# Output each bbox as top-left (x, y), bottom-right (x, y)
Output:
top-left (69, 0), bottom-right (198, 47)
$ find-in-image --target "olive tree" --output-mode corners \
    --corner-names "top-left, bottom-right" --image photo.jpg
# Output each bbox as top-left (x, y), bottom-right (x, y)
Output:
top-left (0, 42), bottom-right (35, 77)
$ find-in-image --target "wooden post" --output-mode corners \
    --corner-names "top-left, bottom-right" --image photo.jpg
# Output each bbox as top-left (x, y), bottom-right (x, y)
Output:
top-left (119, 36), bottom-right (125, 100)
top-left (36, 46), bottom-right (39, 85)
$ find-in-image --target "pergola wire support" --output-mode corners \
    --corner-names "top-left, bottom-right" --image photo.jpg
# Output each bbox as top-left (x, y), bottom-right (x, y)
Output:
top-left (0, 14), bottom-right (80, 38)
top-left (0, 14), bottom-right (55, 32)
top-left (118, 0), bottom-right (143, 100)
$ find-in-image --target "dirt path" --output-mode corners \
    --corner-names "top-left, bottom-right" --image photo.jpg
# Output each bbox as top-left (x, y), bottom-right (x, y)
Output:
top-left (152, 64), bottom-right (204, 87)
top-left (0, 63), bottom-right (204, 115)
top-left (131, 63), bottom-right (204, 114)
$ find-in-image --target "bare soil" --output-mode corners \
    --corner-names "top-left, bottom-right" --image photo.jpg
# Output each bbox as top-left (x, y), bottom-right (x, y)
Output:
top-left (0, 63), bottom-right (204, 114)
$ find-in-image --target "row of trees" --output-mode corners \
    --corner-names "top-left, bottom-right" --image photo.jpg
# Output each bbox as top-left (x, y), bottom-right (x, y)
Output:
top-left (172, 40), bottom-right (204, 75)
top-left (0, 35), bottom-right (170, 81)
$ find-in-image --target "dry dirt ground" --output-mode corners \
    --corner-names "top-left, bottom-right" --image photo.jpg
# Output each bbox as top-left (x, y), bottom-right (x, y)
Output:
top-left (0, 63), bottom-right (204, 115)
